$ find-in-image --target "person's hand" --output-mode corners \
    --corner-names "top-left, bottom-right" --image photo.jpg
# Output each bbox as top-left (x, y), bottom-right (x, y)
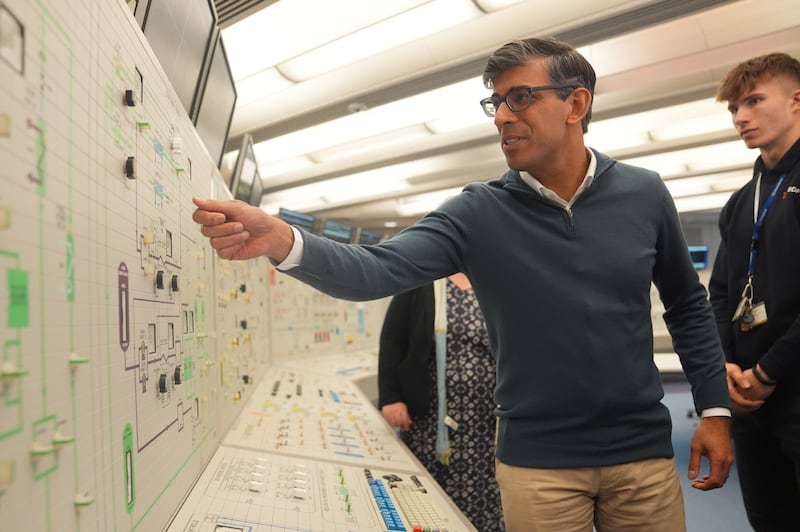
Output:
top-left (740, 366), bottom-right (776, 402)
top-left (192, 197), bottom-right (294, 262)
top-left (381, 402), bottom-right (412, 431)
top-left (687, 415), bottom-right (733, 491)
top-left (725, 362), bottom-right (765, 413)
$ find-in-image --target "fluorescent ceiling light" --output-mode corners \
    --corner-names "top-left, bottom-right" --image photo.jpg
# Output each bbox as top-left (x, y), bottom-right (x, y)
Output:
top-left (234, 68), bottom-right (293, 107)
top-left (277, 0), bottom-right (482, 81)
top-left (674, 192), bottom-right (737, 213)
top-left (649, 111), bottom-right (732, 142)
top-left (263, 158), bottom-right (452, 212)
top-left (425, 105), bottom-right (491, 134)
top-left (252, 77), bottom-right (483, 164)
top-left (222, 0), bottom-right (431, 80)
top-left (258, 155), bottom-right (314, 179)
top-left (664, 171), bottom-right (751, 198)
top-left (309, 125), bottom-right (433, 163)
top-left (585, 98), bottom-right (733, 152)
top-left (619, 141), bottom-right (754, 178)
top-left (474, 0), bottom-right (527, 11)
top-left (396, 186), bottom-right (464, 216)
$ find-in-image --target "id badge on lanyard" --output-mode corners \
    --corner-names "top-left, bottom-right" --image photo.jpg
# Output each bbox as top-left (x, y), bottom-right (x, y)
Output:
top-left (732, 172), bottom-right (785, 331)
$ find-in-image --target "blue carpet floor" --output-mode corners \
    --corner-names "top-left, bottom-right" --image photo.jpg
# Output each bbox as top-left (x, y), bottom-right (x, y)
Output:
top-left (663, 378), bottom-right (752, 532)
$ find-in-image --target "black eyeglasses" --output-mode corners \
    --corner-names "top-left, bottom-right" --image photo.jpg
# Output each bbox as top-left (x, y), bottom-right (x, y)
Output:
top-left (479, 84), bottom-right (575, 117)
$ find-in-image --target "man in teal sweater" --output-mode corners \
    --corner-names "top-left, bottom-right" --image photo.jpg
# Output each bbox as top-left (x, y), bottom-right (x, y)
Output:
top-left (193, 37), bottom-right (733, 531)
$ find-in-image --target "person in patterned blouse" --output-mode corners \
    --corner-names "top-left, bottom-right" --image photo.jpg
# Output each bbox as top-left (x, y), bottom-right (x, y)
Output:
top-left (378, 273), bottom-right (504, 532)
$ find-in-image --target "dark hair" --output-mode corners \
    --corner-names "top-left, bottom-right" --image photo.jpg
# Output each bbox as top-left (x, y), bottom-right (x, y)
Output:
top-left (482, 37), bottom-right (596, 132)
top-left (717, 52), bottom-right (800, 102)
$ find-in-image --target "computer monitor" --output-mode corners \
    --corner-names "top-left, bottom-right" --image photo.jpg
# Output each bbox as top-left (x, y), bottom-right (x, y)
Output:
top-left (248, 171), bottom-right (264, 207)
top-left (277, 208), bottom-right (316, 233)
top-left (688, 245), bottom-right (709, 270)
top-left (193, 32), bottom-right (237, 168)
top-left (321, 220), bottom-right (354, 244)
top-left (230, 134), bottom-right (258, 202)
top-left (131, 0), bottom-right (149, 27)
top-left (357, 228), bottom-right (382, 245)
top-left (141, 0), bottom-right (216, 117)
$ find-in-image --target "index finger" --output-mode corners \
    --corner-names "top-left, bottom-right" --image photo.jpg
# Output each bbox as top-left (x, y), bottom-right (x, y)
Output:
top-left (192, 197), bottom-right (227, 225)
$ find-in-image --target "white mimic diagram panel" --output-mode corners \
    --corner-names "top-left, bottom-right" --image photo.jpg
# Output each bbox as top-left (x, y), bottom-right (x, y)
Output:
top-left (0, 1), bottom-right (471, 531)
top-left (169, 446), bottom-right (473, 532)
top-left (0, 0), bottom-right (270, 529)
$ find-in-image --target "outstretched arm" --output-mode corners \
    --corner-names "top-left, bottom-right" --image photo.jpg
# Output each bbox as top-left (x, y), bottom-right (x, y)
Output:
top-left (192, 197), bottom-right (295, 262)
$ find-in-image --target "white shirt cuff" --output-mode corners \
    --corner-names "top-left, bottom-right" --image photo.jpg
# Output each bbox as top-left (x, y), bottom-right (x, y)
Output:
top-left (700, 407), bottom-right (731, 418)
top-left (274, 225), bottom-right (304, 270)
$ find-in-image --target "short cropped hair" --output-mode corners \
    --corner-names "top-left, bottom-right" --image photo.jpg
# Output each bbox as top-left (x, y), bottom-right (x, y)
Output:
top-left (482, 37), bottom-right (596, 132)
top-left (716, 52), bottom-right (800, 103)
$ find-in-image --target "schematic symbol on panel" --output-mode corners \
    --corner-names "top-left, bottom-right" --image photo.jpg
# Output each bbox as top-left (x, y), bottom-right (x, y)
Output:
top-left (123, 424), bottom-right (135, 513)
top-left (118, 262), bottom-right (130, 351)
top-left (0, 5), bottom-right (24, 74)
top-left (139, 343), bottom-right (148, 393)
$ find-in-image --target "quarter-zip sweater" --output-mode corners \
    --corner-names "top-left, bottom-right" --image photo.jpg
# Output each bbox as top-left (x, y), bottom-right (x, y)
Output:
top-left (287, 149), bottom-right (730, 468)
top-left (709, 137), bottom-right (800, 384)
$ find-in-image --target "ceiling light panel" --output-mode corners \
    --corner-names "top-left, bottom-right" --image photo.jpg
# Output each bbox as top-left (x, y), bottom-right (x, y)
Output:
top-left (308, 125), bottom-right (433, 164)
top-left (586, 98), bottom-right (731, 151)
top-left (664, 172), bottom-right (751, 198)
top-left (674, 191), bottom-right (739, 214)
top-left (473, 0), bottom-right (527, 12)
top-left (222, 0), bottom-right (431, 80)
top-left (620, 141), bottom-right (754, 178)
top-left (233, 67), bottom-right (293, 106)
top-left (262, 158), bottom-right (454, 212)
top-left (251, 77), bottom-right (484, 164)
top-left (277, 0), bottom-right (482, 81)
top-left (396, 186), bottom-right (464, 216)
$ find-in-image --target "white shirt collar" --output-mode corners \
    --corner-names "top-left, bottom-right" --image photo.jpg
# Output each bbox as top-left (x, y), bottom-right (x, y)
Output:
top-left (519, 148), bottom-right (597, 208)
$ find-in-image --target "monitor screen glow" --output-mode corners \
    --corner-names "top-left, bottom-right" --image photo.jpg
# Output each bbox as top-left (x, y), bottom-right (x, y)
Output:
top-left (321, 220), bottom-right (353, 244)
top-left (277, 208), bottom-right (316, 233)
top-left (688, 245), bottom-right (710, 270)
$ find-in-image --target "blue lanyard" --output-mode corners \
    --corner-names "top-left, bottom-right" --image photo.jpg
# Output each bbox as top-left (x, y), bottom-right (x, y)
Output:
top-left (748, 173), bottom-right (786, 276)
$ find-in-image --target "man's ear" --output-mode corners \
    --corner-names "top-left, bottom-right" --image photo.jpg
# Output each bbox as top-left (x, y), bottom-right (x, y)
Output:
top-left (792, 88), bottom-right (800, 110)
top-left (566, 87), bottom-right (592, 127)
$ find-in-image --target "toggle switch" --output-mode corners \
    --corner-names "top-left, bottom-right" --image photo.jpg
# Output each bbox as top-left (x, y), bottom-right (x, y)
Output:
top-left (125, 157), bottom-right (136, 179)
top-left (170, 275), bottom-right (179, 292)
top-left (155, 271), bottom-right (165, 290)
top-left (158, 374), bottom-right (167, 394)
top-left (173, 366), bottom-right (181, 385)
top-left (123, 89), bottom-right (136, 106)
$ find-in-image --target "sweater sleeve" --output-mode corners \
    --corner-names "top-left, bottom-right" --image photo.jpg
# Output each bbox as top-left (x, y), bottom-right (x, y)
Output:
top-left (653, 185), bottom-right (730, 412)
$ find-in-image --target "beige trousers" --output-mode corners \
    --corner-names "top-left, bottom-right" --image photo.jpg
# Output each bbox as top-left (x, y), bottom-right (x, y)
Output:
top-left (495, 457), bottom-right (686, 532)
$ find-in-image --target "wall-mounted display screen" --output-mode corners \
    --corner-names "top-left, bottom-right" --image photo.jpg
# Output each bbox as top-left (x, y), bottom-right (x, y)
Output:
top-left (357, 229), bottom-right (382, 245)
top-left (321, 220), bottom-right (353, 244)
top-left (142, 0), bottom-right (216, 116)
top-left (193, 34), bottom-right (236, 167)
top-left (688, 245), bottom-right (710, 270)
top-left (230, 134), bottom-right (258, 202)
top-left (277, 208), bottom-right (316, 233)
